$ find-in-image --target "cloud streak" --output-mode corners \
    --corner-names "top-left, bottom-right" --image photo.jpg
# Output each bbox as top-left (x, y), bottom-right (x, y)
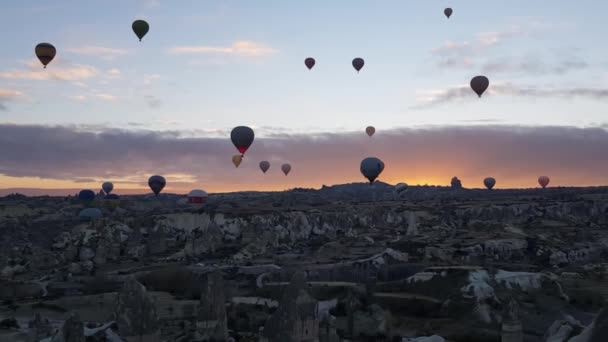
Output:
top-left (0, 90), bottom-right (24, 111)
top-left (66, 46), bottom-right (129, 60)
top-left (167, 41), bottom-right (279, 58)
top-left (415, 83), bottom-right (608, 108)
top-left (0, 124), bottom-right (606, 193)
top-left (0, 60), bottom-right (98, 82)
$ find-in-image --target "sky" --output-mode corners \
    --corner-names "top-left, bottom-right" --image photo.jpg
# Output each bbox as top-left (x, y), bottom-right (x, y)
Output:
top-left (1, 0), bottom-right (607, 194)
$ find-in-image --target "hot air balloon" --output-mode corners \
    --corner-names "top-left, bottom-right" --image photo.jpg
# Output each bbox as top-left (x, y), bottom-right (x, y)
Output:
top-left (187, 189), bottom-right (208, 204)
top-left (395, 183), bottom-right (409, 197)
top-left (360, 157), bottom-right (384, 184)
top-left (471, 76), bottom-right (489, 98)
top-left (231, 126), bottom-right (255, 156)
top-left (352, 58), bottom-right (365, 73)
top-left (79, 208), bottom-right (103, 221)
top-left (35, 43), bottom-right (56, 68)
top-left (366, 126), bottom-right (375, 137)
top-left (132, 20), bottom-right (149, 41)
top-left (444, 8), bottom-right (453, 18)
top-left (232, 154), bottom-right (243, 168)
top-left (483, 177), bottom-right (496, 190)
top-left (148, 175), bottom-right (166, 196)
top-left (78, 189), bottom-right (96, 203)
top-left (102, 182), bottom-right (114, 195)
top-left (305, 57), bottom-right (316, 70)
top-left (538, 176), bottom-right (550, 189)
top-left (281, 163), bottom-right (291, 176)
top-left (259, 161), bottom-right (270, 174)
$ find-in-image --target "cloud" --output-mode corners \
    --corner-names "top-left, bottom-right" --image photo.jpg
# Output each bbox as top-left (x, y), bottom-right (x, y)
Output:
top-left (0, 60), bottom-right (98, 81)
top-left (414, 82), bottom-right (608, 108)
top-left (95, 94), bottom-right (118, 101)
top-left (66, 46), bottom-right (129, 60)
top-left (430, 23), bottom-right (585, 75)
top-left (144, 95), bottom-right (161, 108)
top-left (107, 68), bottom-right (121, 78)
top-left (0, 124), bottom-right (607, 192)
top-left (0, 90), bottom-right (24, 111)
top-left (143, 74), bottom-right (161, 85)
top-left (167, 41), bottom-right (279, 58)
top-left (69, 95), bottom-right (87, 101)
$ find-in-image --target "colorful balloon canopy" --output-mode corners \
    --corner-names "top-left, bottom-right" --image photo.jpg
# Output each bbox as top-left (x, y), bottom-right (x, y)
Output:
top-left (444, 8), bottom-right (453, 18)
top-left (538, 176), bottom-right (550, 189)
top-left (259, 161), bottom-right (270, 174)
top-left (148, 175), bottom-right (166, 196)
top-left (231, 126), bottom-right (255, 156)
top-left (366, 126), bottom-right (375, 137)
top-left (471, 76), bottom-right (490, 98)
top-left (352, 58), bottom-right (365, 73)
top-left (360, 157), bottom-right (384, 184)
top-left (187, 189), bottom-right (208, 204)
top-left (484, 177), bottom-right (496, 190)
top-left (232, 154), bottom-right (243, 168)
top-left (78, 189), bottom-right (96, 202)
top-left (281, 163), bottom-right (291, 176)
top-left (305, 57), bottom-right (316, 70)
top-left (132, 20), bottom-right (149, 41)
top-left (102, 182), bottom-right (114, 195)
top-left (35, 43), bottom-right (56, 68)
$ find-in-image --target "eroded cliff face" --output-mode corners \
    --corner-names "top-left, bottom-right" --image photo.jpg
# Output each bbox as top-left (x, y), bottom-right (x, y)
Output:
top-left (1, 191), bottom-right (608, 341)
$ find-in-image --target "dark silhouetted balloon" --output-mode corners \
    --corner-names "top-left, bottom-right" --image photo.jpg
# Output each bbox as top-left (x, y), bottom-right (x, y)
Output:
top-left (259, 161), bottom-right (270, 174)
top-left (538, 176), bottom-right (550, 189)
top-left (484, 177), bottom-right (496, 190)
top-left (360, 157), bottom-right (384, 184)
top-left (395, 183), bottom-right (409, 197)
top-left (78, 189), bottom-right (96, 202)
top-left (79, 208), bottom-right (102, 221)
top-left (102, 182), bottom-right (113, 194)
top-left (444, 8), bottom-right (453, 18)
top-left (305, 57), bottom-right (316, 70)
top-left (148, 175), bottom-right (166, 196)
top-left (352, 58), bottom-right (365, 73)
top-left (132, 20), bottom-right (150, 41)
top-left (231, 126), bottom-right (255, 155)
top-left (366, 126), bottom-right (375, 137)
top-left (471, 76), bottom-right (490, 98)
top-left (281, 163), bottom-right (291, 176)
top-left (35, 43), bottom-right (56, 68)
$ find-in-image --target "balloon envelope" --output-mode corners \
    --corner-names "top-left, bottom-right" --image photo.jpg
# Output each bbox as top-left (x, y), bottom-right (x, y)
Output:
top-left (259, 161), bottom-right (270, 174)
top-left (444, 8), bottom-right (453, 18)
top-left (471, 76), bottom-right (490, 97)
top-left (35, 43), bottom-right (56, 68)
top-left (366, 126), bottom-right (375, 137)
top-left (305, 57), bottom-right (316, 70)
top-left (232, 154), bottom-right (243, 168)
top-left (78, 189), bottom-right (96, 202)
top-left (132, 20), bottom-right (149, 41)
top-left (281, 163), bottom-right (291, 176)
top-left (231, 126), bottom-right (255, 155)
top-left (102, 182), bottom-right (114, 194)
top-left (148, 175), bottom-right (166, 196)
top-left (360, 157), bottom-right (384, 184)
top-left (395, 183), bottom-right (409, 197)
top-left (483, 177), bottom-right (496, 190)
top-left (79, 208), bottom-right (103, 221)
top-left (187, 189), bottom-right (208, 204)
top-left (352, 58), bottom-right (365, 72)
top-left (538, 176), bottom-right (550, 188)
